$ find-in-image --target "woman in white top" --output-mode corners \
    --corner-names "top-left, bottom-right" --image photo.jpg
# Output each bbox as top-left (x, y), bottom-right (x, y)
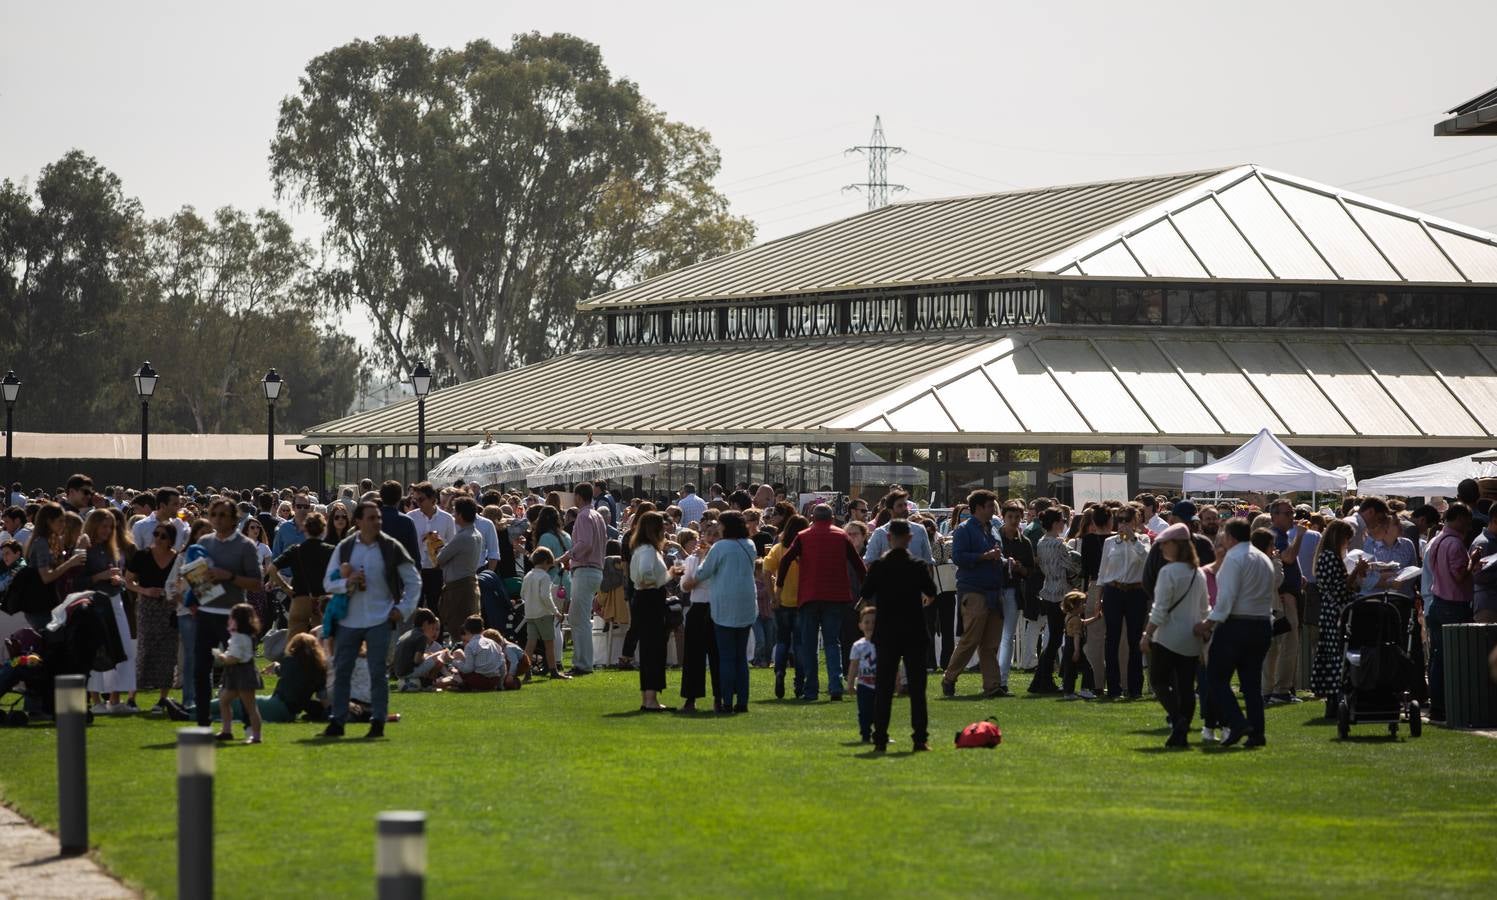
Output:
top-left (1097, 504), bottom-right (1151, 700)
top-left (628, 511), bottom-right (680, 711)
top-left (1142, 523), bottom-right (1209, 748)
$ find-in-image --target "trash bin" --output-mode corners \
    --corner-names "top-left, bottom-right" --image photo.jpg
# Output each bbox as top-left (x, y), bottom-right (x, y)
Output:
top-left (1442, 623), bottom-right (1497, 729)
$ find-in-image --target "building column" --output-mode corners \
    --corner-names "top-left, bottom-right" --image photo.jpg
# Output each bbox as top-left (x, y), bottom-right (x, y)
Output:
top-left (833, 443), bottom-right (851, 494)
top-left (1126, 445), bottom-right (1139, 498)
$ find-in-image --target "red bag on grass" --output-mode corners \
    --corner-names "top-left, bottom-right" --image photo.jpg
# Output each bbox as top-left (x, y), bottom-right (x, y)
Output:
top-left (955, 717), bottom-right (1002, 749)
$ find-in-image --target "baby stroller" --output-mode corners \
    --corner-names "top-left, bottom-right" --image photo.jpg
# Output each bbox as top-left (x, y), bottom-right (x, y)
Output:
top-left (0, 592), bottom-right (119, 725)
top-left (1335, 592), bottom-right (1422, 739)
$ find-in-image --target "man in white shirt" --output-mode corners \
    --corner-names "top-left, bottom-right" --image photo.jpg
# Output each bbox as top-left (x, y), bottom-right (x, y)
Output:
top-left (1141, 494), bottom-right (1170, 536)
top-left (408, 481), bottom-right (457, 613)
top-left (1195, 517), bottom-right (1276, 747)
top-left (1097, 506), bottom-right (1151, 699)
top-left (677, 483), bottom-right (707, 528)
top-left (131, 487), bottom-right (189, 552)
top-left (862, 491), bottom-right (933, 565)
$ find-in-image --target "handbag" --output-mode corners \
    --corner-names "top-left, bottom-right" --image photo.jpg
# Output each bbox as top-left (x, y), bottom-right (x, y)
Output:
top-left (934, 563), bottom-right (958, 594)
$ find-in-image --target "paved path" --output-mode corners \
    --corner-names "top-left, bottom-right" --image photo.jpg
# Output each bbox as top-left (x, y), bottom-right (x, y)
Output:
top-left (0, 805), bottom-right (135, 899)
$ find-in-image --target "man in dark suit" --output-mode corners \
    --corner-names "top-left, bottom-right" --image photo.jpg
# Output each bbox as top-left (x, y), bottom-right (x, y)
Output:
top-left (861, 520), bottom-right (939, 752)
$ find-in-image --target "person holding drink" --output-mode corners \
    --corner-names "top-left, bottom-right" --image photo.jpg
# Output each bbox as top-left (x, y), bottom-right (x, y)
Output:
top-left (940, 490), bottom-right (1009, 699)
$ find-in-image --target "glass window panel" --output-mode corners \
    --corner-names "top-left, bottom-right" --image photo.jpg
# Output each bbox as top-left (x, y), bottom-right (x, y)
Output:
top-left (1464, 293), bottom-right (1491, 330)
top-left (1009, 448), bottom-right (1040, 463)
top-left (1115, 287), bottom-right (1164, 325)
top-left (1219, 289), bottom-right (1251, 326)
top-left (1139, 444), bottom-right (1208, 465)
top-left (1278, 290), bottom-right (1323, 327)
top-left (1165, 288), bottom-right (1217, 326)
top-left (1057, 284), bottom-right (1112, 324)
top-left (1337, 292), bottom-right (1370, 328)
top-left (1071, 448), bottom-right (1125, 464)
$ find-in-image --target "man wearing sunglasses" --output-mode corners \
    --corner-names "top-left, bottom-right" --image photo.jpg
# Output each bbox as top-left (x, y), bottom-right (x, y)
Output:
top-left (131, 487), bottom-right (188, 552)
top-left (61, 473), bottom-right (94, 514)
top-left (272, 492), bottom-right (314, 556)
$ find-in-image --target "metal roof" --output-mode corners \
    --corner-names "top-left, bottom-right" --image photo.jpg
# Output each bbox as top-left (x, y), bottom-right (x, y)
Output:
top-left (300, 333), bottom-right (989, 445)
top-left (823, 329), bottom-right (1497, 446)
top-left (579, 167), bottom-right (1234, 308)
top-left (1434, 85), bottom-right (1497, 135)
top-left (580, 165), bottom-right (1497, 310)
top-left (301, 329), bottom-right (1497, 448)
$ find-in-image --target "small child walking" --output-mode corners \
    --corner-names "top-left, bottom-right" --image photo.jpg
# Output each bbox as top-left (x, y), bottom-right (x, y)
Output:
top-left (1059, 590), bottom-right (1098, 701)
top-left (521, 547), bottom-right (569, 680)
top-left (847, 607), bottom-right (878, 742)
top-left (214, 603), bottom-right (263, 744)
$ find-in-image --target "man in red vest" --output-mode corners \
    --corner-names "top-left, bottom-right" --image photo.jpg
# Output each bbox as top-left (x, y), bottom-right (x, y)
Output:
top-left (777, 503), bottom-right (867, 701)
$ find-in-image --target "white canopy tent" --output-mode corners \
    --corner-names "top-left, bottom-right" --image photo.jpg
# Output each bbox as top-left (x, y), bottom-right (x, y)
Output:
top-left (1355, 451), bottom-right (1497, 498)
top-left (1182, 429), bottom-right (1350, 495)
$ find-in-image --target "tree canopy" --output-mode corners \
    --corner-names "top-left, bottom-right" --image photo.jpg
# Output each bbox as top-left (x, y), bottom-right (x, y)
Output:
top-left (270, 32), bottom-right (754, 384)
top-left (0, 151), bottom-right (363, 434)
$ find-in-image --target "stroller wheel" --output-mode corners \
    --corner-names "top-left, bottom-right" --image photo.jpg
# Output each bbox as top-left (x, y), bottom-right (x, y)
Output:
top-left (1408, 702), bottom-right (1423, 738)
top-left (1336, 700), bottom-right (1351, 740)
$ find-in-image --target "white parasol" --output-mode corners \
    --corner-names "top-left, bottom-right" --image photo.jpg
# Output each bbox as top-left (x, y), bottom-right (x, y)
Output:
top-left (426, 437), bottom-right (546, 486)
top-left (526, 436), bottom-right (658, 487)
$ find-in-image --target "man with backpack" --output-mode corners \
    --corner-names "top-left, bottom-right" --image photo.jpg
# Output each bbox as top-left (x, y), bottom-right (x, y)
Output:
top-left (322, 501), bottom-right (420, 739)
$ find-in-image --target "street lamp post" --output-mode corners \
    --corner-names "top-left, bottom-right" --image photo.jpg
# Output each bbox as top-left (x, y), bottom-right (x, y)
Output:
top-left (134, 362), bottom-right (158, 489)
top-left (2, 371), bottom-right (18, 498)
top-left (409, 362), bottom-right (433, 482)
top-left (262, 368), bottom-right (283, 489)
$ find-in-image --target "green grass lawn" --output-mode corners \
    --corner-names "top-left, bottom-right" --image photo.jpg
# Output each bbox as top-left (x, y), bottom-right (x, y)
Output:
top-left (2, 667), bottom-right (1496, 898)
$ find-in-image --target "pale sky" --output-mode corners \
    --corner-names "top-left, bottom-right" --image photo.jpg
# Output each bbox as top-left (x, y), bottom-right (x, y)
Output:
top-left (4, 0), bottom-right (1495, 351)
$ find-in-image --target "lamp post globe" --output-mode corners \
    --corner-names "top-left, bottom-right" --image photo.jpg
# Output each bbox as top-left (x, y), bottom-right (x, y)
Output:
top-left (134, 362), bottom-right (158, 488)
top-left (262, 368), bottom-right (283, 488)
top-left (409, 362), bottom-right (433, 481)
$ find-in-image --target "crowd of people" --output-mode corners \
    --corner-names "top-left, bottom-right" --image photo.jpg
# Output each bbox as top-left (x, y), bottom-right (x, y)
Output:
top-left (1, 471), bottom-right (1491, 751)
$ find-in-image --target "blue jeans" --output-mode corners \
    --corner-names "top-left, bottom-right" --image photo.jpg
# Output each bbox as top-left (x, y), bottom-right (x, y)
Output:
top-left (798, 602), bottom-right (847, 699)
top-left (751, 615), bottom-right (775, 664)
top-left (1427, 598), bottom-right (1474, 717)
top-left (715, 624), bottom-right (752, 709)
top-left (177, 613), bottom-right (198, 711)
top-left (331, 621), bottom-right (394, 724)
top-left (1207, 618), bottom-right (1272, 736)
top-left (774, 606), bottom-right (803, 694)
top-left (856, 683), bottom-right (875, 739)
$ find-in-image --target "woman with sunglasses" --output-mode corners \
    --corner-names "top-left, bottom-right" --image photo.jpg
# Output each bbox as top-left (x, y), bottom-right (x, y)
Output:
top-left (126, 522), bottom-right (182, 715)
top-left (327, 506), bottom-right (353, 544)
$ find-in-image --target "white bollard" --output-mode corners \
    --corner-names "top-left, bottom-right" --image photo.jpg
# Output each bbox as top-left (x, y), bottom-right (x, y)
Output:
top-left (376, 811), bottom-right (426, 899)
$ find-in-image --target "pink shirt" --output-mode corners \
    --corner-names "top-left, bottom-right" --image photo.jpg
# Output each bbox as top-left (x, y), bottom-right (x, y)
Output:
top-left (570, 505), bottom-right (607, 570)
top-left (1427, 526), bottom-right (1473, 604)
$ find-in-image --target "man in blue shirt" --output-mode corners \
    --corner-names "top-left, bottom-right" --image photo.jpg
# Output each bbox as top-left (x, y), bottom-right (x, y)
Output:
top-left (272, 492), bottom-right (312, 556)
top-left (677, 483), bottom-right (707, 528)
top-left (940, 489), bottom-right (1008, 699)
top-left (1265, 499), bottom-right (1305, 705)
top-left (863, 490), bottom-right (934, 565)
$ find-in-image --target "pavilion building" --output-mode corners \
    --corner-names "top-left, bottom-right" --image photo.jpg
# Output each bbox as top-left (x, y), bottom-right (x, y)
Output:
top-left (299, 164), bottom-right (1497, 505)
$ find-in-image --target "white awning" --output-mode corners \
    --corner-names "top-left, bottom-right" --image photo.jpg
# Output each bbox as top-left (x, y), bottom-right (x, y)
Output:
top-left (1181, 429), bottom-right (1350, 494)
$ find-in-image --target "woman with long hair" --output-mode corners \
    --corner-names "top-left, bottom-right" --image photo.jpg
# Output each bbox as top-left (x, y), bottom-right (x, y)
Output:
top-left (82, 508), bottom-right (135, 713)
top-left (326, 505), bottom-right (353, 544)
top-left (126, 519), bottom-right (180, 714)
top-left (530, 505), bottom-right (573, 671)
top-left (20, 502), bottom-right (86, 630)
top-left (1311, 519), bottom-right (1371, 712)
top-left (629, 511), bottom-right (679, 711)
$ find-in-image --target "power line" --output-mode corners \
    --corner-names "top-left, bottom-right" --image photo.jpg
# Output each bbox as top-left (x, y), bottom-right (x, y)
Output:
top-left (716, 152), bottom-right (845, 189)
top-left (1348, 154), bottom-right (1497, 192)
top-left (1344, 143), bottom-right (1497, 187)
top-left (727, 160), bottom-right (860, 195)
top-left (907, 110), bottom-right (1436, 159)
top-left (844, 115), bottom-right (906, 210)
top-left (903, 152), bottom-right (1022, 189)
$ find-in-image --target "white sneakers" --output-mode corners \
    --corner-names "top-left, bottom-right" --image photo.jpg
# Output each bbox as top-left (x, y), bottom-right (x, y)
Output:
top-left (1078, 689), bottom-right (1097, 700)
top-left (1200, 726), bottom-right (1216, 742)
top-left (90, 702), bottom-right (134, 716)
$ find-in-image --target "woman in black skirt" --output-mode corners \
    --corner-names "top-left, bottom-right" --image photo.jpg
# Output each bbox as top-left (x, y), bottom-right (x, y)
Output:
top-left (629, 512), bottom-right (679, 711)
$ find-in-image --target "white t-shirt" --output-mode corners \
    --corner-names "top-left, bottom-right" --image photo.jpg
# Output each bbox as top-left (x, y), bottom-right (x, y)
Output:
top-left (849, 637), bottom-right (877, 689)
top-left (132, 514), bottom-right (189, 553)
top-left (408, 507), bottom-right (457, 568)
top-left (682, 553), bottom-right (712, 606)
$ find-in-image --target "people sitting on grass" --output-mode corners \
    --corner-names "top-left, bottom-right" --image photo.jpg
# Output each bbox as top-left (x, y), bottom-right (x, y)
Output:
top-left (483, 628), bottom-right (527, 690)
top-left (435, 615), bottom-right (507, 692)
top-left (394, 609), bottom-right (446, 692)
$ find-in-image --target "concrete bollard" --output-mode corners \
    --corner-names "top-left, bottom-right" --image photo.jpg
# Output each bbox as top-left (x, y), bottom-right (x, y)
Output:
top-left (177, 727), bottom-right (215, 900)
top-left (54, 673), bottom-right (87, 856)
top-left (376, 811), bottom-right (426, 900)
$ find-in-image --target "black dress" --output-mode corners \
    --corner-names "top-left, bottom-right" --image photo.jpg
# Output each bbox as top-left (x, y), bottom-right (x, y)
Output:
top-left (129, 548), bottom-right (178, 691)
